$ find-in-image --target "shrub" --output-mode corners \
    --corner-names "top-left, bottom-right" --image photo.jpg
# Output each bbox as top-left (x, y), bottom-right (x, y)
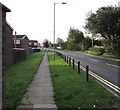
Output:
top-left (88, 47), bottom-right (105, 55)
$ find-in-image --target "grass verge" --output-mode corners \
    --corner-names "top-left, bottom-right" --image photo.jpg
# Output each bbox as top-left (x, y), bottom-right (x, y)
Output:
top-left (4, 52), bottom-right (44, 109)
top-left (102, 53), bottom-right (119, 59)
top-left (48, 52), bottom-right (120, 109)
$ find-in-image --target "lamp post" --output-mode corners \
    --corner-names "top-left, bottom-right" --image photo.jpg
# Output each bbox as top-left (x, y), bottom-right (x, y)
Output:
top-left (53, 2), bottom-right (67, 61)
top-left (15, 31), bottom-right (17, 48)
top-left (118, 1), bottom-right (120, 7)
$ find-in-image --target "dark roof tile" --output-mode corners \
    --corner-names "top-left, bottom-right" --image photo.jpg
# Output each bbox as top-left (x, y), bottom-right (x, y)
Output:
top-left (1, 3), bottom-right (11, 12)
top-left (13, 35), bottom-right (25, 39)
top-left (29, 40), bottom-right (38, 42)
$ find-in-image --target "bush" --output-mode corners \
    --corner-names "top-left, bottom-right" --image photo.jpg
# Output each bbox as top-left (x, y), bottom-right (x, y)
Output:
top-left (91, 51), bottom-right (102, 55)
top-left (102, 53), bottom-right (119, 58)
top-left (88, 47), bottom-right (105, 55)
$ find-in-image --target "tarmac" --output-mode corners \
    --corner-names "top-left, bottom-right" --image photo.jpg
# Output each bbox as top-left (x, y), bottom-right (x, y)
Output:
top-left (17, 53), bottom-right (58, 110)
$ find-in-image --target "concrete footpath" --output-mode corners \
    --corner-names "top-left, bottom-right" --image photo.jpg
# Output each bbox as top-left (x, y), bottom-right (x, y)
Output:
top-left (17, 54), bottom-right (58, 110)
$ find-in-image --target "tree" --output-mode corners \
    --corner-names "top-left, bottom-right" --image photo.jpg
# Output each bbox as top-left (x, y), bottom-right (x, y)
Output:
top-left (80, 37), bottom-right (92, 51)
top-left (56, 38), bottom-right (64, 46)
top-left (67, 27), bottom-right (84, 43)
top-left (93, 39), bottom-right (102, 46)
top-left (43, 39), bottom-right (49, 48)
top-left (67, 27), bottom-right (84, 50)
top-left (61, 41), bottom-right (68, 50)
top-left (85, 6), bottom-right (120, 56)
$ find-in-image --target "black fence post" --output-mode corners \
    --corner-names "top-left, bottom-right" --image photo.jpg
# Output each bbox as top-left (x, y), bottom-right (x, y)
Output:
top-left (67, 56), bottom-right (68, 63)
top-left (86, 65), bottom-right (89, 82)
top-left (69, 57), bottom-right (71, 66)
top-left (65, 56), bottom-right (66, 62)
top-left (78, 61), bottom-right (80, 74)
top-left (73, 59), bottom-right (74, 69)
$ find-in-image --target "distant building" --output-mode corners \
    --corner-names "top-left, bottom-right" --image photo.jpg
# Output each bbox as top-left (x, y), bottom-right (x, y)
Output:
top-left (29, 40), bottom-right (39, 48)
top-left (29, 40), bottom-right (40, 52)
top-left (94, 45), bottom-right (104, 49)
top-left (13, 35), bottom-right (29, 54)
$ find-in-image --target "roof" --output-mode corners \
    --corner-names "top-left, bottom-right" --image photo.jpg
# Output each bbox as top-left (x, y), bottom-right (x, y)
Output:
top-left (6, 21), bottom-right (14, 31)
top-left (29, 40), bottom-right (38, 42)
top-left (94, 45), bottom-right (104, 49)
top-left (1, 3), bottom-right (11, 12)
top-left (13, 35), bottom-right (28, 40)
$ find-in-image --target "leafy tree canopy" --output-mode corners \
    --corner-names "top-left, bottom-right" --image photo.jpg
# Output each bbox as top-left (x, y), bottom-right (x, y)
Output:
top-left (43, 39), bottom-right (49, 48)
top-left (67, 27), bottom-right (84, 44)
top-left (56, 38), bottom-right (64, 45)
top-left (85, 6), bottom-right (120, 40)
top-left (85, 6), bottom-right (120, 56)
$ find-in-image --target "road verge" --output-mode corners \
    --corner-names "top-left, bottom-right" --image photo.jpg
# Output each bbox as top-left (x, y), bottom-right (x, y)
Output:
top-left (48, 51), bottom-right (120, 109)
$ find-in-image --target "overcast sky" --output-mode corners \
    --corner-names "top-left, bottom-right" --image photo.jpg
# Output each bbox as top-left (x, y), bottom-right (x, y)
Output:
top-left (1, 0), bottom-right (119, 44)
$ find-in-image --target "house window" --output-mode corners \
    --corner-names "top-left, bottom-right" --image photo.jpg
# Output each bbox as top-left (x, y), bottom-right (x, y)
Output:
top-left (29, 42), bottom-right (32, 45)
top-left (14, 40), bottom-right (20, 44)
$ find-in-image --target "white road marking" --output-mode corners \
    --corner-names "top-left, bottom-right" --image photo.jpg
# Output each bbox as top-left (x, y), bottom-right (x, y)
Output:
top-left (106, 63), bottom-right (120, 68)
top-left (90, 58), bottom-right (99, 62)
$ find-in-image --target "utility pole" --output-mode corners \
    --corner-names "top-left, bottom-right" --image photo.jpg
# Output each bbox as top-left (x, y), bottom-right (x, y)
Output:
top-left (53, 2), bottom-right (67, 61)
top-left (15, 31), bottom-right (17, 48)
top-left (92, 34), bottom-right (94, 47)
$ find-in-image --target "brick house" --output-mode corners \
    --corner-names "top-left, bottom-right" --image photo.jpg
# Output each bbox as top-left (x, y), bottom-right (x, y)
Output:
top-left (2, 3), bottom-right (13, 67)
top-left (29, 40), bottom-right (39, 48)
top-left (29, 40), bottom-right (40, 52)
top-left (1, 3), bottom-right (13, 109)
top-left (5, 22), bottom-right (14, 66)
top-left (13, 35), bottom-right (29, 54)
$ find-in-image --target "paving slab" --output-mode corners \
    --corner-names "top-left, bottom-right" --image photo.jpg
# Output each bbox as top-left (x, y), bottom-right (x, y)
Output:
top-left (17, 54), bottom-right (57, 109)
top-left (33, 104), bottom-right (57, 110)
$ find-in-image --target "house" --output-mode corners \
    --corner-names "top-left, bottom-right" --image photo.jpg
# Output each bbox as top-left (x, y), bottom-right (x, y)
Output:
top-left (29, 40), bottom-right (39, 48)
top-left (0, 2), bottom-right (12, 109)
top-left (2, 3), bottom-right (13, 66)
top-left (5, 22), bottom-right (14, 66)
top-left (29, 40), bottom-right (40, 52)
top-left (13, 35), bottom-right (29, 54)
top-left (94, 45), bottom-right (104, 49)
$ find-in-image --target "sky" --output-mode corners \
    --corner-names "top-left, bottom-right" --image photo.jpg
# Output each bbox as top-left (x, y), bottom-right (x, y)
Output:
top-left (1, 0), bottom-right (120, 44)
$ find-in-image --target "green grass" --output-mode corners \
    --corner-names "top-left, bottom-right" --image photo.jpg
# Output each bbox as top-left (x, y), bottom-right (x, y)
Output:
top-left (102, 53), bottom-right (119, 59)
top-left (48, 52), bottom-right (120, 109)
top-left (4, 52), bottom-right (44, 109)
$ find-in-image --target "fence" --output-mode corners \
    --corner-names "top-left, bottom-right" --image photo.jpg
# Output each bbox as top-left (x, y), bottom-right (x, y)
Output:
top-left (51, 50), bottom-right (120, 95)
top-left (13, 48), bottom-right (26, 63)
top-left (56, 51), bottom-right (89, 82)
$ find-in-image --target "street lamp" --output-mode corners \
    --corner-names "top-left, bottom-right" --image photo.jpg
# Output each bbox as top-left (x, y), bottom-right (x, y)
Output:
top-left (53, 2), bottom-right (67, 61)
top-left (15, 31), bottom-right (17, 48)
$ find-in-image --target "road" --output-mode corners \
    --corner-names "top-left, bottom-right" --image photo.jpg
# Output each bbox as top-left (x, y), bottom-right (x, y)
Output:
top-left (47, 49), bottom-right (120, 96)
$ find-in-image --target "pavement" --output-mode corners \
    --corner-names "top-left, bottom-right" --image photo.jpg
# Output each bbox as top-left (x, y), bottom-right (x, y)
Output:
top-left (17, 53), bottom-right (58, 110)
